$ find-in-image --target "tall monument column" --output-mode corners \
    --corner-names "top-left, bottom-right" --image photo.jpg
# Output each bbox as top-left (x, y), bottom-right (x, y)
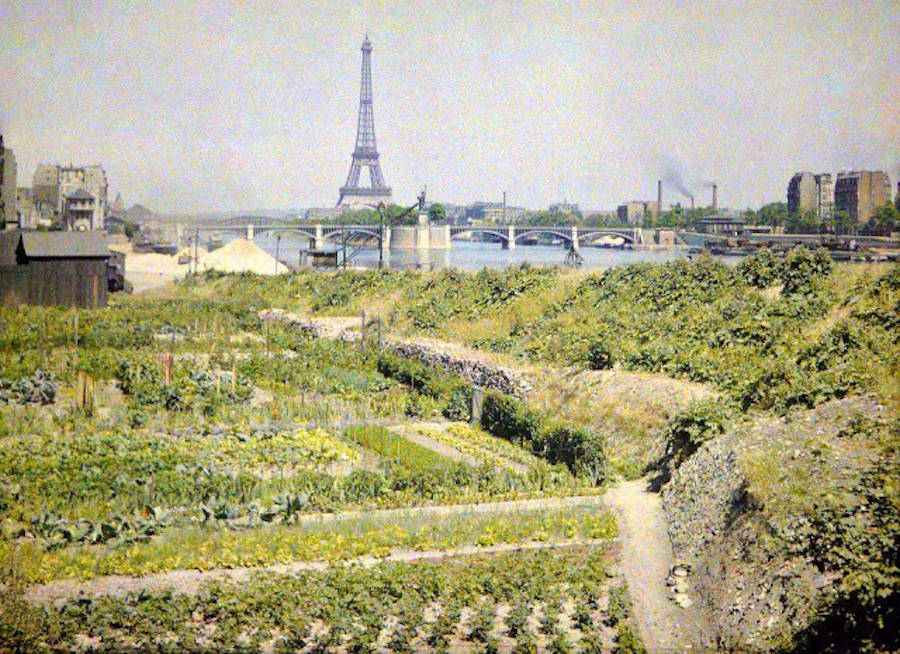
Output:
top-left (337, 36), bottom-right (393, 208)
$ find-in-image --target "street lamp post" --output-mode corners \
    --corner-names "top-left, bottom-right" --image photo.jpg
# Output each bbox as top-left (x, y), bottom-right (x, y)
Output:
top-left (378, 202), bottom-right (386, 270)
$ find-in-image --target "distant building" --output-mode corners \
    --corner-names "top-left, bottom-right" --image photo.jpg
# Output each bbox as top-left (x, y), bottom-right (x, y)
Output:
top-left (814, 173), bottom-right (834, 222)
top-left (616, 201), bottom-right (659, 225)
top-left (305, 206), bottom-right (350, 222)
top-left (787, 172), bottom-right (832, 220)
top-left (0, 135), bottom-right (16, 229)
top-left (15, 188), bottom-right (54, 230)
top-left (464, 202), bottom-right (528, 224)
top-left (549, 201), bottom-right (580, 215)
top-left (693, 215), bottom-right (746, 235)
top-left (834, 170), bottom-right (891, 226)
top-left (31, 164), bottom-right (108, 230)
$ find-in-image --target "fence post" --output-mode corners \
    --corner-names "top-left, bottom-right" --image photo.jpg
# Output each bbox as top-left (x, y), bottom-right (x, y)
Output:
top-left (470, 386), bottom-right (484, 426)
top-left (360, 310), bottom-right (367, 353)
top-left (76, 371), bottom-right (94, 415)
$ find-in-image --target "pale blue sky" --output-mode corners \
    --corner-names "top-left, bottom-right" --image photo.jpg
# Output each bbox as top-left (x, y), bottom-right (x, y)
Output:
top-left (1, 0), bottom-right (897, 213)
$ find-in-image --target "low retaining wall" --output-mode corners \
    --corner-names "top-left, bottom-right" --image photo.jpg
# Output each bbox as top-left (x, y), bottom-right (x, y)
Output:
top-left (259, 309), bottom-right (532, 398)
top-left (390, 340), bottom-right (532, 399)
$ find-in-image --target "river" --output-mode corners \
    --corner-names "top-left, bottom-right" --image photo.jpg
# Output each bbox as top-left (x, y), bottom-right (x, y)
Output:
top-left (245, 234), bottom-right (742, 271)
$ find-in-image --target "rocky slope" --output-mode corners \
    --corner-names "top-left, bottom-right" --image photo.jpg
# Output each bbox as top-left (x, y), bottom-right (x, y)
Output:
top-left (662, 396), bottom-right (897, 652)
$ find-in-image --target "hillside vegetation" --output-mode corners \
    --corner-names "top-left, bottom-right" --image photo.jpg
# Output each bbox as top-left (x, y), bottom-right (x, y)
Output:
top-left (1, 251), bottom-right (896, 652)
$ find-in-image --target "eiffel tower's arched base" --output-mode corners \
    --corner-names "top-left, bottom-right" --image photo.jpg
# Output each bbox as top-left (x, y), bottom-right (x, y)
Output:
top-left (336, 189), bottom-right (393, 210)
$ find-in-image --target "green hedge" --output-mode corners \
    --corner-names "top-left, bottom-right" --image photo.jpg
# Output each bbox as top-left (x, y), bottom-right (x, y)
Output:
top-left (376, 353), bottom-right (471, 420)
top-left (481, 391), bottom-right (606, 483)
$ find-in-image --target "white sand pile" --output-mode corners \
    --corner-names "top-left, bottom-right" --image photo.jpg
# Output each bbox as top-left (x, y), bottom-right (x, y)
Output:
top-left (197, 238), bottom-right (288, 275)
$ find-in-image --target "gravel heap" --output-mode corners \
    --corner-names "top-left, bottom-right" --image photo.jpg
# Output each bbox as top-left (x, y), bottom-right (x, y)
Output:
top-left (198, 238), bottom-right (288, 275)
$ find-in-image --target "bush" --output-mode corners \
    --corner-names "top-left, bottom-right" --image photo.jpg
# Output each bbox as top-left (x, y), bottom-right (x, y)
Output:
top-left (481, 392), bottom-right (605, 482)
top-left (781, 247), bottom-right (833, 296)
top-left (663, 397), bottom-right (734, 465)
top-left (736, 248), bottom-right (784, 288)
top-left (480, 392), bottom-right (541, 446)
top-left (586, 342), bottom-right (614, 370)
top-left (534, 422), bottom-right (605, 483)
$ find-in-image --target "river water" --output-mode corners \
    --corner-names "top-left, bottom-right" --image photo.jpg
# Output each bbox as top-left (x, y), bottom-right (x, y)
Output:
top-left (247, 234), bottom-right (741, 271)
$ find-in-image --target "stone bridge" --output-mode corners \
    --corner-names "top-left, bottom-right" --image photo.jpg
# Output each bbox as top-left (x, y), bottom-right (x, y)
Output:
top-left (182, 220), bottom-right (643, 250)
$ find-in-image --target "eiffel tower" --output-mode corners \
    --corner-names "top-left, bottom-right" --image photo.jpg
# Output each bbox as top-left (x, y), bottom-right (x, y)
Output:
top-left (337, 35), bottom-right (393, 208)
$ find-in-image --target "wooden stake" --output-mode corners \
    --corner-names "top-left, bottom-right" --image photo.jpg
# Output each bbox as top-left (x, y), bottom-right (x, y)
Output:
top-left (360, 310), bottom-right (366, 353)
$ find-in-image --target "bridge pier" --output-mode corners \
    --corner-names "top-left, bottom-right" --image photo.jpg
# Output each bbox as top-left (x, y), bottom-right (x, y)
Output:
top-left (310, 224), bottom-right (324, 250)
top-left (502, 225), bottom-right (516, 250)
top-left (571, 225), bottom-right (580, 250)
top-left (247, 224), bottom-right (255, 241)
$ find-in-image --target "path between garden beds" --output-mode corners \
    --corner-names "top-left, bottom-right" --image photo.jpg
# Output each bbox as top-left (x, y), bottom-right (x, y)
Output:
top-left (27, 538), bottom-right (613, 604)
top-left (604, 479), bottom-right (710, 652)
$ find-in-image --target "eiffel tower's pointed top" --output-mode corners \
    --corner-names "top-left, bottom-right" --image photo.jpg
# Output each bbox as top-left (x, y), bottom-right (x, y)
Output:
top-left (362, 34), bottom-right (372, 50)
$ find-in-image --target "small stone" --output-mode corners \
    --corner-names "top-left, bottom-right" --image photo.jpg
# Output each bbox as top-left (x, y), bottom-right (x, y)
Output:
top-left (674, 594), bottom-right (693, 608)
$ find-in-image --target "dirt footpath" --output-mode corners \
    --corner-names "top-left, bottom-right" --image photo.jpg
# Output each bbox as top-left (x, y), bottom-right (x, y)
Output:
top-left (604, 479), bottom-right (711, 652)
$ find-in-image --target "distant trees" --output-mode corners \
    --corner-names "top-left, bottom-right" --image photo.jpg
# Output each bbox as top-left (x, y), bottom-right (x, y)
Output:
top-left (867, 203), bottom-right (899, 234)
top-left (427, 203), bottom-right (447, 223)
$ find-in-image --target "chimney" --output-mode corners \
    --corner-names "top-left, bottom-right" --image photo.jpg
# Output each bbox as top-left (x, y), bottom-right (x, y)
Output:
top-left (657, 180), bottom-right (662, 216)
top-left (712, 183), bottom-right (718, 211)
top-left (690, 195), bottom-right (695, 210)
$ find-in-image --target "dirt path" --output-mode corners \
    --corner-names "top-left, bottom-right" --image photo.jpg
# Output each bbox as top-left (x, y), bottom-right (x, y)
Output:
top-left (604, 479), bottom-right (710, 652)
top-left (27, 538), bottom-right (613, 604)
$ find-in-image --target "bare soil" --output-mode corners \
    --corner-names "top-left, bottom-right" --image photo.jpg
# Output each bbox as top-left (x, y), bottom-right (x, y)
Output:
top-left (604, 479), bottom-right (712, 652)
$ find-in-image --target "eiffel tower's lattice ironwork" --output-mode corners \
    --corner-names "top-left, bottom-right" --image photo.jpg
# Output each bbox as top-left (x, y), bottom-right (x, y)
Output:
top-left (337, 35), bottom-right (392, 207)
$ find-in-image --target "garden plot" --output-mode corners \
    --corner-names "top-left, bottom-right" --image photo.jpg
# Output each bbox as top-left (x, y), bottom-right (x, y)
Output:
top-left (11, 546), bottom-right (643, 652)
top-left (391, 421), bottom-right (547, 475)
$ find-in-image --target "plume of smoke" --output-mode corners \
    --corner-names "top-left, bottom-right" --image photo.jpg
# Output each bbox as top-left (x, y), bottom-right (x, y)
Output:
top-left (660, 158), bottom-right (694, 201)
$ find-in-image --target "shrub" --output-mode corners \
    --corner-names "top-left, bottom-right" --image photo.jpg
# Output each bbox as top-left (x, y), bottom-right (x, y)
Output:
top-left (736, 248), bottom-right (784, 288)
top-left (781, 247), bottom-right (833, 296)
top-left (534, 422), bottom-right (605, 483)
top-left (663, 397), bottom-right (734, 465)
top-left (586, 342), bottom-right (614, 370)
top-left (480, 392), bottom-right (541, 446)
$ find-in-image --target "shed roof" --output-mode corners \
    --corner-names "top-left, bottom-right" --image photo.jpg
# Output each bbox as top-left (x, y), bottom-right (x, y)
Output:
top-left (20, 232), bottom-right (110, 258)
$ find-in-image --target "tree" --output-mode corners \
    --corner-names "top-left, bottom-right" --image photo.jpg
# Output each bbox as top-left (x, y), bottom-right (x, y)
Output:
top-left (868, 203), bottom-right (899, 234)
top-left (427, 203), bottom-right (447, 223)
top-left (785, 209), bottom-right (819, 233)
top-left (834, 210), bottom-right (854, 235)
top-left (757, 202), bottom-right (789, 229)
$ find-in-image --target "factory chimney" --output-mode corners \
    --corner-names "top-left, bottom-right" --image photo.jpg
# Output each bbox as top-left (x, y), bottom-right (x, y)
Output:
top-left (657, 180), bottom-right (662, 217)
top-left (712, 184), bottom-right (718, 211)
top-left (690, 195), bottom-right (694, 211)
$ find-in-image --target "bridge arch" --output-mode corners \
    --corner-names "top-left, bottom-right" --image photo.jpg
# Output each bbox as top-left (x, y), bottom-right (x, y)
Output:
top-left (577, 230), bottom-right (635, 244)
top-left (513, 228), bottom-right (576, 245)
top-left (449, 227), bottom-right (511, 246)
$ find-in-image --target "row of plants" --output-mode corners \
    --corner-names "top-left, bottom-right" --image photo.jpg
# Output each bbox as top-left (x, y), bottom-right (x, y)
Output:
top-left (3, 505), bottom-right (616, 583)
top-left (1, 411), bottom-right (589, 543)
top-left (407, 422), bottom-right (552, 472)
top-left (2, 546), bottom-right (634, 652)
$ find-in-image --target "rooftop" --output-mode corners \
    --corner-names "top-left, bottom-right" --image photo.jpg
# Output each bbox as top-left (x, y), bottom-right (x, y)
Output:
top-left (20, 231), bottom-right (110, 258)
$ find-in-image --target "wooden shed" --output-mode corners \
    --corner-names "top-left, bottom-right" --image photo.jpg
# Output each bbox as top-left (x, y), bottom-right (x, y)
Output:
top-left (0, 231), bottom-right (111, 308)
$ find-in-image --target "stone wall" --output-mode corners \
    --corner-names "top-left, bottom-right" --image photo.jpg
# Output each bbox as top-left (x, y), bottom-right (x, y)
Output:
top-left (389, 340), bottom-right (532, 398)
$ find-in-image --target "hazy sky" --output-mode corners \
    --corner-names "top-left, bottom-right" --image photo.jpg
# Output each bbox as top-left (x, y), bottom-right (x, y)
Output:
top-left (2, 1), bottom-right (898, 213)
